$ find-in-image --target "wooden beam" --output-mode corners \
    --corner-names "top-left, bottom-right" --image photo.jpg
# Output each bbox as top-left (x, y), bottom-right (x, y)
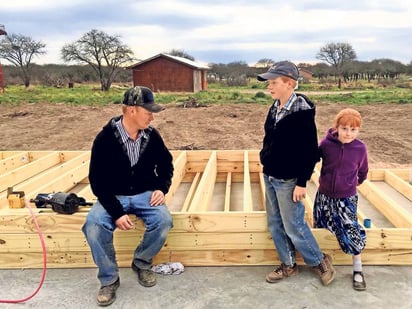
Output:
top-left (0, 152), bottom-right (91, 207)
top-left (165, 151), bottom-right (187, 205)
top-left (25, 153), bottom-right (89, 198)
top-left (181, 172), bottom-right (201, 212)
top-left (0, 152), bottom-right (31, 174)
top-left (303, 195), bottom-right (314, 227)
top-left (0, 152), bottom-right (61, 193)
top-left (367, 168), bottom-right (411, 182)
top-left (189, 151), bottom-right (217, 211)
top-left (1, 247), bottom-right (411, 269)
top-left (224, 172), bottom-right (232, 212)
top-left (259, 172), bottom-right (266, 211)
top-left (2, 226), bottom-right (410, 254)
top-left (385, 170), bottom-right (412, 202)
top-left (243, 150), bottom-right (253, 212)
top-left (358, 180), bottom-right (412, 228)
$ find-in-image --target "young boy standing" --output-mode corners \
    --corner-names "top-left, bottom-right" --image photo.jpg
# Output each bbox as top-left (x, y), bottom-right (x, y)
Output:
top-left (313, 108), bottom-right (368, 291)
top-left (257, 61), bottom-right (335, 286)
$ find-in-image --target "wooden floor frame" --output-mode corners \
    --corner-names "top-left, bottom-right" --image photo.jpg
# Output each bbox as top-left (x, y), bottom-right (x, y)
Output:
top-left (1, 150), bottom-right (411, 268)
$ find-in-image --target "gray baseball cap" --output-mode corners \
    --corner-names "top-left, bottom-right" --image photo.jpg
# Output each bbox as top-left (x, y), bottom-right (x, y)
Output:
top-left (257, 61), bottom-right (299, 81)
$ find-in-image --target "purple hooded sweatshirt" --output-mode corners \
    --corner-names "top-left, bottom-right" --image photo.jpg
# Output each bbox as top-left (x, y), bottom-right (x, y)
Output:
top-left (318, 128), bottom-right (369, 198)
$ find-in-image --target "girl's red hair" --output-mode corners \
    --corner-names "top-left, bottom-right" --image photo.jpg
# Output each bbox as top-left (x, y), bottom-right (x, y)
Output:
top-left (333, 108), bottom-right (362, 129)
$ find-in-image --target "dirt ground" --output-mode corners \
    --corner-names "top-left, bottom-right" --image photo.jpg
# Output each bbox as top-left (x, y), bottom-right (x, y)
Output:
top-left (0, 99), bottom-right (411, 168)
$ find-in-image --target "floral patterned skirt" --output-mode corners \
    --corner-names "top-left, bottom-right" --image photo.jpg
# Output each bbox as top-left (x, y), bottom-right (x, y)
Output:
top-left (313, 192), bottom-right (366, 255)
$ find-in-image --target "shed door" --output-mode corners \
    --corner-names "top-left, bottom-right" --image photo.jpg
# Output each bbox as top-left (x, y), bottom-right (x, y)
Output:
top-left (193, 70), bottom-right (202, 92)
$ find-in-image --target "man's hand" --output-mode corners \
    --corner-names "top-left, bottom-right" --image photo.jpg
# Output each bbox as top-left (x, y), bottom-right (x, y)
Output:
top-left (115, 214), bottom-right (134, 230)
top-left (293, 185), bottom-right (306, 203)
top-left (150, 190), bottom-right (165, 206)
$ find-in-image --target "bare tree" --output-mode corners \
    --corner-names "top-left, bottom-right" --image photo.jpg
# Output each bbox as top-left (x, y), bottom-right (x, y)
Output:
top-left (0, 33), bottom-right (46, 88)
top-left (166, 49), bottom-right (195, 61)
top-left (316, 42), bottom-right (357, 88)
top-left (255, 58), bottom-right (275, 68)
top-left (61, 29), bottom-right (134, 91)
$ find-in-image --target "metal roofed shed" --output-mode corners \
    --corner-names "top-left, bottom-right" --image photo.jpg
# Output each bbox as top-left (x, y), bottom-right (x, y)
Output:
top-left (128, 53), bottom-right (209, 93)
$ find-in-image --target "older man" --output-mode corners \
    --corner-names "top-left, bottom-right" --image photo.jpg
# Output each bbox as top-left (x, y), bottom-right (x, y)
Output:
top-left (82, 86), bottom-right (174, 306)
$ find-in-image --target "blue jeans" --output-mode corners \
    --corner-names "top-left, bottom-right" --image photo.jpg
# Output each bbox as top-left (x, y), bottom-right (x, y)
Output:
top-left (264, 175), bottom-right (323, 267)
top-left (82, 191), bottom-right (173, 286)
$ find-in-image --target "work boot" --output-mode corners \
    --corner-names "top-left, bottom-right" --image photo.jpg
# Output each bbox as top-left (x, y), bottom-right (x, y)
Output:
top-left (266, 263), bottom-right (299, 283)
top-left (132, 262), bottom-right (156, 287)
top-left (313, 254), bottom-right (335, 286)
top-left (323, 253), bottom-right (333, 267)
top-left (97, 278), bottom-right (120, 306)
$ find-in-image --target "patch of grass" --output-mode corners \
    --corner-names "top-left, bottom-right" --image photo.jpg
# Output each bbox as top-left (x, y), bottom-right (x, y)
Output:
top-left (1, 83), bottom-right (410, 106)
top-left (0, 85), bottom-right (126, 105)
top-left (311, 89), bottom-right (412, 105)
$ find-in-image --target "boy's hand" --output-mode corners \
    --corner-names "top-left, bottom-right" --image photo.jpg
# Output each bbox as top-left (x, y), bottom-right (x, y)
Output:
top-left (293, 186), bottom-right (306, 202)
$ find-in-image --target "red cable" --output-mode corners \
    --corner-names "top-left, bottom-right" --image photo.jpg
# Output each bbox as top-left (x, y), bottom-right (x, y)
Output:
top-left (0, 201), bottom-right (47, 303)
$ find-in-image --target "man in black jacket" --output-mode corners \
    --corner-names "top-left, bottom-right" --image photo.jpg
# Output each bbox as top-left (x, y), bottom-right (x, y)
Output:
top-left (82, 86), bottom-right (174, 306)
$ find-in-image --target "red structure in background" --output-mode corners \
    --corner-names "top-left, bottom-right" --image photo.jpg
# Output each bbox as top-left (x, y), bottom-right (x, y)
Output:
top-left (0, 24), bottom-right (7, 93)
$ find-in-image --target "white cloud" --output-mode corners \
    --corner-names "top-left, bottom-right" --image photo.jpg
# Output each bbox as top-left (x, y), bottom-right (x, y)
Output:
top-left (1, 0), bottom-right (411, 65)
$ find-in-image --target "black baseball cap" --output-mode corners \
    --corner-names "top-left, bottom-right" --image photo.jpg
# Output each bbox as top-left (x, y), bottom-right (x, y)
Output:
top-left (122, 86), bottom-right (165, 113)
top-left (257, 61), bottom-right (299, 81)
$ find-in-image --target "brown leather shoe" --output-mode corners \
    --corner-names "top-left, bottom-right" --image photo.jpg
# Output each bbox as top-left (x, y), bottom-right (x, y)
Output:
top-left (353, 271), bottom-right (367, 291)
top-left (132, 263), bottom-right (156, 287)
top-left (313, 254), bottom-right (336, 286)
top-left (97, 278), bottom-right (120, 306)
top-left (266, 263), bottom-right (299, 283)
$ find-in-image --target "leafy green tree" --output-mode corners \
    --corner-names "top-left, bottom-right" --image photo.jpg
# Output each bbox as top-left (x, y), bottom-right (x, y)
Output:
top-left (61, 29), bottom-right (134, 91)
top-left (0, 33), bottom-right (46, 87)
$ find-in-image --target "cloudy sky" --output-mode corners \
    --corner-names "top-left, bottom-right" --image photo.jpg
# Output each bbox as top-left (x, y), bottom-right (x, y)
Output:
top-left (1, 0), bottom-right (411, 65)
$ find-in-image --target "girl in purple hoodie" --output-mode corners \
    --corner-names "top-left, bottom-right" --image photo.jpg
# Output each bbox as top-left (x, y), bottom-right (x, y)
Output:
top-left (314, 108), bottom-right (369, 291)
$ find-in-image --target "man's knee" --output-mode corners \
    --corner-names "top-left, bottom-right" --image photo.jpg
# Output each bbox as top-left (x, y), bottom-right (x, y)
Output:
top-left (152, 207), bottom-right (173, 231)
top-left (160, 208), bottom-right (173, 229)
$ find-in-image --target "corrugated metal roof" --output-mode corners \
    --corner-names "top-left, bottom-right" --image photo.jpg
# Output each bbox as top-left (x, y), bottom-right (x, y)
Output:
top-left (128, 53), bottom-right (209, 70)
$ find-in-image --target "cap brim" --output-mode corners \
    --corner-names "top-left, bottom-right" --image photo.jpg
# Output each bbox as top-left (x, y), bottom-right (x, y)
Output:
top-left (257, 72), bottom-right (282, 81)
top-left (141, 103), bottom-right (165, 113)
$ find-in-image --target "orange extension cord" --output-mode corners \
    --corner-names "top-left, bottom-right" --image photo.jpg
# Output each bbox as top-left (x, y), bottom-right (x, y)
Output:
top-left (0, 200), bottom-right (47, 304)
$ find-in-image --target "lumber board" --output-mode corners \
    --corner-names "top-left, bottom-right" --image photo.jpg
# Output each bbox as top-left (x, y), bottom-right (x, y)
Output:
top-left (224, 172), bottom-right (232, 212)
top-left (367, 168), bottom-right (411, 182)
top-left (0, 152), bottom-right (62, 193)
top-left (165, 151), bottom-right (187, 206)
top-left (0, 211), bottom-right (270, 233)
top-left (384, 170), bottom-right (412, 202)
top-left (1, 248), bottom-right (411, 269)
top-left (358, 180), bottom-right (412, 227)
top-left (1, 229), bottom-right (410, 254)
top-left (0, 152), bottom-right (90, 208)
top-left (189, 151), bottom-right (217, 211)
top-left (0, 151), bottom-right (30, 174)
top-left (0, 150), bottom-right (411, 269)
top-left (243, 150), bottom-right (253, 212)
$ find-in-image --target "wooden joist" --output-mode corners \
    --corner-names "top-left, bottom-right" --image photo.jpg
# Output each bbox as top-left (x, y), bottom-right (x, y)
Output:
top-left (0, 150), bottom-right (411, 269)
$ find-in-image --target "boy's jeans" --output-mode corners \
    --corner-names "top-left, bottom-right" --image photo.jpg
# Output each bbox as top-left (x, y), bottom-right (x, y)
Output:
top-left (82, 191), bottom-right (173, 286)
top-left (264, 175), bottom-right (323, 267)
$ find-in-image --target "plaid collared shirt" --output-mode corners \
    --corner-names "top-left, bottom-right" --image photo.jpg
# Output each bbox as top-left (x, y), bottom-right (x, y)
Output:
top-left (115, 119), bottom-right (147, 166)
top-left (271, 93), bottom-right (311, 126)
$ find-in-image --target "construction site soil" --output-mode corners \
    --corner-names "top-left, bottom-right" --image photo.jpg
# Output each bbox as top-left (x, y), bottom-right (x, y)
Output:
top-left (0, 100), bottom-right (411, 168)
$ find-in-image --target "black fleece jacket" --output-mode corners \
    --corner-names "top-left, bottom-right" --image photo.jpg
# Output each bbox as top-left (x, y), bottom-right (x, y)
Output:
top-left (89, 116), bottom-right (174, 220)
top-left (260, 93), bottom-right (319, 187)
